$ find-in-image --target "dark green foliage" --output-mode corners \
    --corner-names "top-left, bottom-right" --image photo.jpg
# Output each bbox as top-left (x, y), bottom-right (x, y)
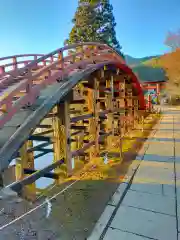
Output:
top-left (67, 0), bottom-right (123, 56)
top-left (95, 1), bottom-right (120, 50)
top-left (132, 65), bottom-right (166, 82)
top-left (68, 0), bottom-right (99, 43)
top-left (125, 55), bottom-right (160, 67)
top-left (124, 54), bottom-right (166, 83)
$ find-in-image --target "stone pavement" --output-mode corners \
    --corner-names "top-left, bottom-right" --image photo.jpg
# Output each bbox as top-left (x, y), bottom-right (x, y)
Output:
top-left (88, 106), bottom-right (180, 240)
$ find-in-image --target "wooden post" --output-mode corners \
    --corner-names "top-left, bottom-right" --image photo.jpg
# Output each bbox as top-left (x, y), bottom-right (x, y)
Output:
top-left (156, 83), bottom-right (160, 104)
top-left (0, 66), bottom-right (5, 75)
top-left (118, 112), bottom-right (123, 161)
top-left (124, 82), bottom-right (128, 134)
top-left (119, 77), bottom-right (126, 136)
top-left (133, 98), bottom-right (139, 128)
top-left (13, 56), bottom-right (17, 70)
top-left (58, 51), bottom-right (64, 69)
top-left (52, 99), bottom-right (72, 181)
top-left (148, 94), bottom-right (151, 111)
top-left (156, 83), bottom-right (160, 95)
top-left (141, 110), bottom-right (144, 132)
top-left (105, 75), bottom-right (114, 153)
top-left (15, 140), bottom-right (36, 201)
top-left (87, 77), bottom-right (100, 160)
top-left (126, 82), bottom-right (133, 131)
top-left (77, 119), bottom-right (85, 162)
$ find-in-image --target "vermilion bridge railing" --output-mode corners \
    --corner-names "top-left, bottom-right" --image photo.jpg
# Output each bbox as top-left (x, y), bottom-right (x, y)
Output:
top-left (0, 42), bottom-right (129, 128)
top-left (0, 54), bottom-right (45, 76)
top-left (0, 42), bottom-right (124, 78)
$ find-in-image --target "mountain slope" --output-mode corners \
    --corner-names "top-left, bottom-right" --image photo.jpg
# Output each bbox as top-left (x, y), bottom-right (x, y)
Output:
top-left (125, 55), bottom-right (160, 67)
top-left (132, 65), bottom-right (166, 82)
top-left (124, 54), bottom-right (165, 83)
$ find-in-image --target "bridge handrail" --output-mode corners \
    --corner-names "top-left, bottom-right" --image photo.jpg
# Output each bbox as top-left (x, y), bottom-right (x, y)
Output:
top-left (0, 42), bottom-right (147, 131)
top-left (0, 42), bottom-right (126, 128)
top-left (19, 42), bottom-right (124, 70)
top-left (0, 45), bottom-right (118, 91)
top-left (0, 54), bottom-right (47, 76)
top-left (0, 42), bottom-right (124, 78)
top-left (0, 54), bottom-right (44, 61)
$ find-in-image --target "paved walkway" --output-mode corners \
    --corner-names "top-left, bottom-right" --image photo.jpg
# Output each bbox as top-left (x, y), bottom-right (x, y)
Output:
top-left (88, 106), bottom-right (180, 240)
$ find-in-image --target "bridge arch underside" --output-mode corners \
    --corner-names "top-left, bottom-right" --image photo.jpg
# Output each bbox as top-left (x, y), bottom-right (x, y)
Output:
top-left (0, 63), bottom-right (145, 192)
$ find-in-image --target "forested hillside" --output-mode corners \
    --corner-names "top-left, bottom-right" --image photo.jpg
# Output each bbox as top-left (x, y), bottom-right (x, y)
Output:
top-left (125, 55), bottom-right (160, 67)
top-left (125, 54), bottom-right (165, 83)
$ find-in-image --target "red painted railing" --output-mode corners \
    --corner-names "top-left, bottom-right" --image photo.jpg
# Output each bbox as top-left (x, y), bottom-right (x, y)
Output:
top-left (0, 42), bottom-right (145, 129)
top-left (0, 54), bottom-right (51, 77)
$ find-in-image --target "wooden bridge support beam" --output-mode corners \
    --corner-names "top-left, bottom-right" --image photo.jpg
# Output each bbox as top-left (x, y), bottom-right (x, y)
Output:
top-left (15, 140), bottom-right (36, 201)
top-left (119, 77), bottom-right (126, 136)
top-left (70, 83), bottom-right (87, 166)
top-left (105, 75), bottom-right (114, 153)
top-left (85, 76), bottom-right (100, 160)
top-left (113, 74), bottom-right (125, 158)
top-left (124, 80), bottom-right (129, 134)
top-left (77, 119), bottom-right (85, 162)
top-left (156, 83), bottom-right (160, 104)
top-left (126, 81), bottom-right (133, 132)
top-left (52, 99), bottom-right (72, 182)
top-left (133, 98), bottom-right (139, 128)
top-left (147, 94), bottom-right (152, 112)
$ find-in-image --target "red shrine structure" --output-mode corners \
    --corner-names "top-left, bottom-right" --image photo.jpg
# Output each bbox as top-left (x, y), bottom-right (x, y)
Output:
top-left (140, 80), bottom-right (167, 109)
top-left (141, 80), bottom-right (166, 95)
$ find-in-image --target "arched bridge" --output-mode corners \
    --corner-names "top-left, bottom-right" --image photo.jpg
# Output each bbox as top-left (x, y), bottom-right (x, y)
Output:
top-left (0, 42), bottom-right (150, 199)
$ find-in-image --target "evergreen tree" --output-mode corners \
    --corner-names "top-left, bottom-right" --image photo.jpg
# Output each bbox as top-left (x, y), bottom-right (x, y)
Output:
top-left (68, 0), bottom-right (101, 43)
top-left (95, 1), bottom-right (121, 52)
top-left (67, 0), bottom-right (123, 57)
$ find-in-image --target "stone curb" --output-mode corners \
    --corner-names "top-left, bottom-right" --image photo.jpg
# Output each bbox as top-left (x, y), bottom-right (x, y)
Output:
top-left (87, 125), bottom-right (159, 240)
top-left (87, 153), bottom-right (146, 240)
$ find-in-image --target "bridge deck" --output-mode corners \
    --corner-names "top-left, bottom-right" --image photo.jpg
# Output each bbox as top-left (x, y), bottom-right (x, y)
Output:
top-left (88, 106), bottom-right (180, 240)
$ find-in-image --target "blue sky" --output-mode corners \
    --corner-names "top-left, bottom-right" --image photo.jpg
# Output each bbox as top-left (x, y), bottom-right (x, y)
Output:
top-left (0, 0), bottom-right (179, 58)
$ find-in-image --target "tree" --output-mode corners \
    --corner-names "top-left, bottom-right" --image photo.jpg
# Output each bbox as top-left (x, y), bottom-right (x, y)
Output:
top-left (68, 0), bottom-right (101, 43)
top-left (67, 0), bottom-right (123, 56)
top-left (144, 48), bottom-right (180, 104)
top-left (143, 29), bottom-right (180, 104)
top-left (96, 0), bottom-right (122, 53)
top-left (164, 29), bottom-right (180, 51)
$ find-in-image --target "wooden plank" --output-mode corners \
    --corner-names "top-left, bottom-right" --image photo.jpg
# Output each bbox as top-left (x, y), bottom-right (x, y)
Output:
top-left (27, 142), bottom-right (52, 152)
top-left (70, 113), bottom-right (93, 122)
top-left (70, 125), bottom-right (86, 130)
top-left (33, 129), bottom-right (53, 136)
top-left (29, 135), bottom-right (51, 142)
top-left (15, 140), bottom-right (36, 200)
top-left (36, 124), bottom-right (52, 128)
top-left (23, 168), bottom-right (59, 179)
top-left (52, 100), bottom-right (72, 177)
top-left (10, 158), bottom-right (64, 192)
top-left (72, 141), bottom-right (95, 157)
top-left (71, 130), bottom-right (82, 136)
top-left (70, 99), bottom-right (86, 104)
